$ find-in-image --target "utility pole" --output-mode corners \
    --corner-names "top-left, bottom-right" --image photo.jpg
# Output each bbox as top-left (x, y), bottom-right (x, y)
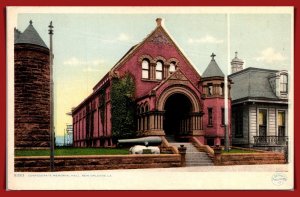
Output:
top-left (49, 21), bottom-right (55, 171)
top-left (64, 128), bottom-right (66, 146)
top-left (224, 13), bottom-right (230, 152)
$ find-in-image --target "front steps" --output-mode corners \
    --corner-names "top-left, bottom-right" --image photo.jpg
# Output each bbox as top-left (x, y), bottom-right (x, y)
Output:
top-left (169, 142), bottom-right (214, 166)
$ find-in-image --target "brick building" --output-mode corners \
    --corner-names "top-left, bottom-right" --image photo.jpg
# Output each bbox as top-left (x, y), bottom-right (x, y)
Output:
top-left (14, 21), bottom-right (50, 148)
top-left (72, 18), bottom-right (231, 147)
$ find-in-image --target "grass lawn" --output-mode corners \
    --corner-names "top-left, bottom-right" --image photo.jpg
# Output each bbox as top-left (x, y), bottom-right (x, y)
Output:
top-left (221, 148), bottom-right (258, 154)
top-left (15, 147), bottom-right (129, 157)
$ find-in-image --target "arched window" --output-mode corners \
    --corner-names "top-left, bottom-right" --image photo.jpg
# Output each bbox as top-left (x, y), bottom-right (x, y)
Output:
top-left (169, 61), bottom-right (176, 75)
top-left (141, 106), bottom-right (145, 114)
top-left (142, 59), bottom-right (150, 79)
top-left (156, 61), bottom-right (163, 80)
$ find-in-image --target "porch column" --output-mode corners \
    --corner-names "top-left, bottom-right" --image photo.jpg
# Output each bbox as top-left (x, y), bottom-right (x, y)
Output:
top-left (142, 111), bottom-right (165, 136)
top-left (137, 117), bottom-right (140, 131)
top-left (140, 115), bottom-right (144, 131)
top-left (190, 112), bottom-right (204, 136)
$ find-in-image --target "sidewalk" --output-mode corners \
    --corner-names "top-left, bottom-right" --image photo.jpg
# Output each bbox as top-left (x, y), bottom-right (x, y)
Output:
top-left (89, 164), bottom-right (290, 173)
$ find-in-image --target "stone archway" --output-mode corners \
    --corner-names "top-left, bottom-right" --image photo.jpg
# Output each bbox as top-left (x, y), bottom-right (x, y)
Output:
top-left (157, 85), bottom-right (203, 139)
top-left (157, 85), bottom-right (200, 112)
top-left (163, 93), bottom-right (192, 137)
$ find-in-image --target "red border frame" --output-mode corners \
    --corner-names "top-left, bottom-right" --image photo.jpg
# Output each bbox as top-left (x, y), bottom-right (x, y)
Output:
top-left (0, 0), bottom-right (299, 195)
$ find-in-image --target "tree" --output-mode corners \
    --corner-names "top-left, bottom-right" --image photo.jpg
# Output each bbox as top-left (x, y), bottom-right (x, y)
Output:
top-left (111, 73), bottom-right (136, 139)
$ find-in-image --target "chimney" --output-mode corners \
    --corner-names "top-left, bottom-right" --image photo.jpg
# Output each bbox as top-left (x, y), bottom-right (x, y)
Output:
top-left (156, 18), bottom-right (163, 26)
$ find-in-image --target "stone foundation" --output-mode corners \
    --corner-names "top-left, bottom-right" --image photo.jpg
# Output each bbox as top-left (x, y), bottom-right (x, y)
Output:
top-left (215, 152), bottom-right (286, 165)
top-left (15, 154), bottom-right (181, 172)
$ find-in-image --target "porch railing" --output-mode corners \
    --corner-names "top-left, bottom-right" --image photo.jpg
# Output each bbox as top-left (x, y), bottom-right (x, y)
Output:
top-left (253, 136), bottom-right (288, 146)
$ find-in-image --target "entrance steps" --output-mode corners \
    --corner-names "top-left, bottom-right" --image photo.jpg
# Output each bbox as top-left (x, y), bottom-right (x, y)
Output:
top-left (169, 142), bottom-right (214, 166)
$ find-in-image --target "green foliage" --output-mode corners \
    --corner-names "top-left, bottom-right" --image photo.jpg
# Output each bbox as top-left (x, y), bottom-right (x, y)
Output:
top-left (15, 147), bottom-right (129, 156)
top-left (221, 148), bottom-right (258, 154)
top-left (111, 73), bottom-right (136, 139)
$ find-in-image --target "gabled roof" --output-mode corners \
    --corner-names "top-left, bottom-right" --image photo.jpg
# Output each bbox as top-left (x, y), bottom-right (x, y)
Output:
top-left (228, 67), bottom-right (283, 102)
top-left (145, 68), bottom-right (201, 97)
top-left (152, 69), bottom-right (189, 92)
top-left (92, 18), bottom-right (202, 92)
top-left (15, 20), bottom-right (48, 49)
top-left (110, 18), bottom-right (201, 77)
top-left (202, 54), bottom-right (224, 78)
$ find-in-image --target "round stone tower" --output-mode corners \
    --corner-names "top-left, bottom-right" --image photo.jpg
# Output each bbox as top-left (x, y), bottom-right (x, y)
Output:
top-left (14, 20), bottom-right (50, 148)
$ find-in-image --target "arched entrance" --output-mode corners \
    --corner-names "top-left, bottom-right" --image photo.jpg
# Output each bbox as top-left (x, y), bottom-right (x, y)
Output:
top-left (163, 93), bottom-right (192, 139)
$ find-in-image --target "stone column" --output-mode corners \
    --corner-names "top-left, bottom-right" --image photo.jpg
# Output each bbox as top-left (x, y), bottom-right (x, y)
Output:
top-left (142, 111), bottom-right (165, 136)
top-left (140, 115), bottom-right (144, 131)
top-left (137, 117), bottom-right (140, 131)
top-left (150, 63), bottom-right (156, 80)
top-left (189, 113), bottom-right (204, 136)
top-left (164, 64), bottom-right (170, 79)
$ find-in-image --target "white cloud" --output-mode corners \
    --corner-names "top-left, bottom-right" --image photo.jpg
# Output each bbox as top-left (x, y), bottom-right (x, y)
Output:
top-left (117, 33), bottom-right (131, 42)
top-left (63, 57), bottom-right (105, 67)
top-left (82, 67), bottom-right (102, 72)
top-left (188, 35), bottom-right (224, 44)
top-left (255, 47), bottom-right (286, 64)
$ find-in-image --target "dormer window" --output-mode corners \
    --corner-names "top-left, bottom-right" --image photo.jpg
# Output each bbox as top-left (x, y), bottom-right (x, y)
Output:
top-left (169, 62), bottom-right (176, 75)
top-left (156, 61), bottom-right (163, 80)
top-left (142, 59), bottom-right (150, 79)
top-left (280, 74), bottom-right (288, 93)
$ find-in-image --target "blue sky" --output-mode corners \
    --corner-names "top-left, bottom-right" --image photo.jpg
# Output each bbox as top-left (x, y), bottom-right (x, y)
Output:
top-left (16, 12), bottom-right (292, 137)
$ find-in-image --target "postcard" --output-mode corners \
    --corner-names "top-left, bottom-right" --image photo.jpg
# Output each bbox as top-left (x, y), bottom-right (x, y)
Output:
top-left (7, 6), bottom-right (294, 190)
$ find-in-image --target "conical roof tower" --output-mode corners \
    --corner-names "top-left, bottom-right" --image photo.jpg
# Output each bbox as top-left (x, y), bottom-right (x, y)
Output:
top-left (202, 53), bottom-right (225, 78)
top-left (15, 20), bottom-right (48, 48)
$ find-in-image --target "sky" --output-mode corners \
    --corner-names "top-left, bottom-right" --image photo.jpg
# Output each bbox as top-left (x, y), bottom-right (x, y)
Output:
top-left (16, 11), bottom-right (292, 138)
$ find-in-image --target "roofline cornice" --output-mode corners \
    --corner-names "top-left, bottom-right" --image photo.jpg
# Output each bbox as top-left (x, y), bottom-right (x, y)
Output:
top-left (232, 97), bottom-right (288, 105)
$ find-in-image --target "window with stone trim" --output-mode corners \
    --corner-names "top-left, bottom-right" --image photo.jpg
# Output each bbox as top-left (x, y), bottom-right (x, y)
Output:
top-left (208, 83), bottom-right (213, 96)
top-left (221, 108), bottom-right (225, 125)
top-left (208, 108), bottom-right (213, 126)
top-left (220, 83), bottom-right (224, 96)
top-left (156, 61), bottom-right (163, 80)
top-left (142, 59), bottom-right (150, 79)
top-left (169, 61), bottom-right (176, 75)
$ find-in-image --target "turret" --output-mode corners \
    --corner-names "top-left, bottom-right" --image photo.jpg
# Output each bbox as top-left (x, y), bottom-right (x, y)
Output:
top-left (202, 53), bottom-right (225, 97)
top-left (201, 53), bottom-right (231, 146)
top-left (14, 20), bottom-right (51, 148)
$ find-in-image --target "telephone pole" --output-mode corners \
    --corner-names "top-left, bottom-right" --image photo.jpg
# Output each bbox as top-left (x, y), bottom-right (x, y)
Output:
top-left (49, 21), bottom-right (55, 171)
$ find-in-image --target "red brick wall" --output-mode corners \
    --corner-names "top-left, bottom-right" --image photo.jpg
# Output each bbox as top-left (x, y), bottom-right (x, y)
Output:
top-left (72, 27), bottom-right (204, 146)
top-left (116, 28), bottom-right (201, 99)
top-left (14, 44), bottom-right (50, 148)
top-left (203, 97), bottom-right (231, 145)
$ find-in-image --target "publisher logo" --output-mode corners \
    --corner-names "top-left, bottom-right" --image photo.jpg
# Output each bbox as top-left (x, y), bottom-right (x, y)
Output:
top-left (272, 173), bottom-right (287, 186)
